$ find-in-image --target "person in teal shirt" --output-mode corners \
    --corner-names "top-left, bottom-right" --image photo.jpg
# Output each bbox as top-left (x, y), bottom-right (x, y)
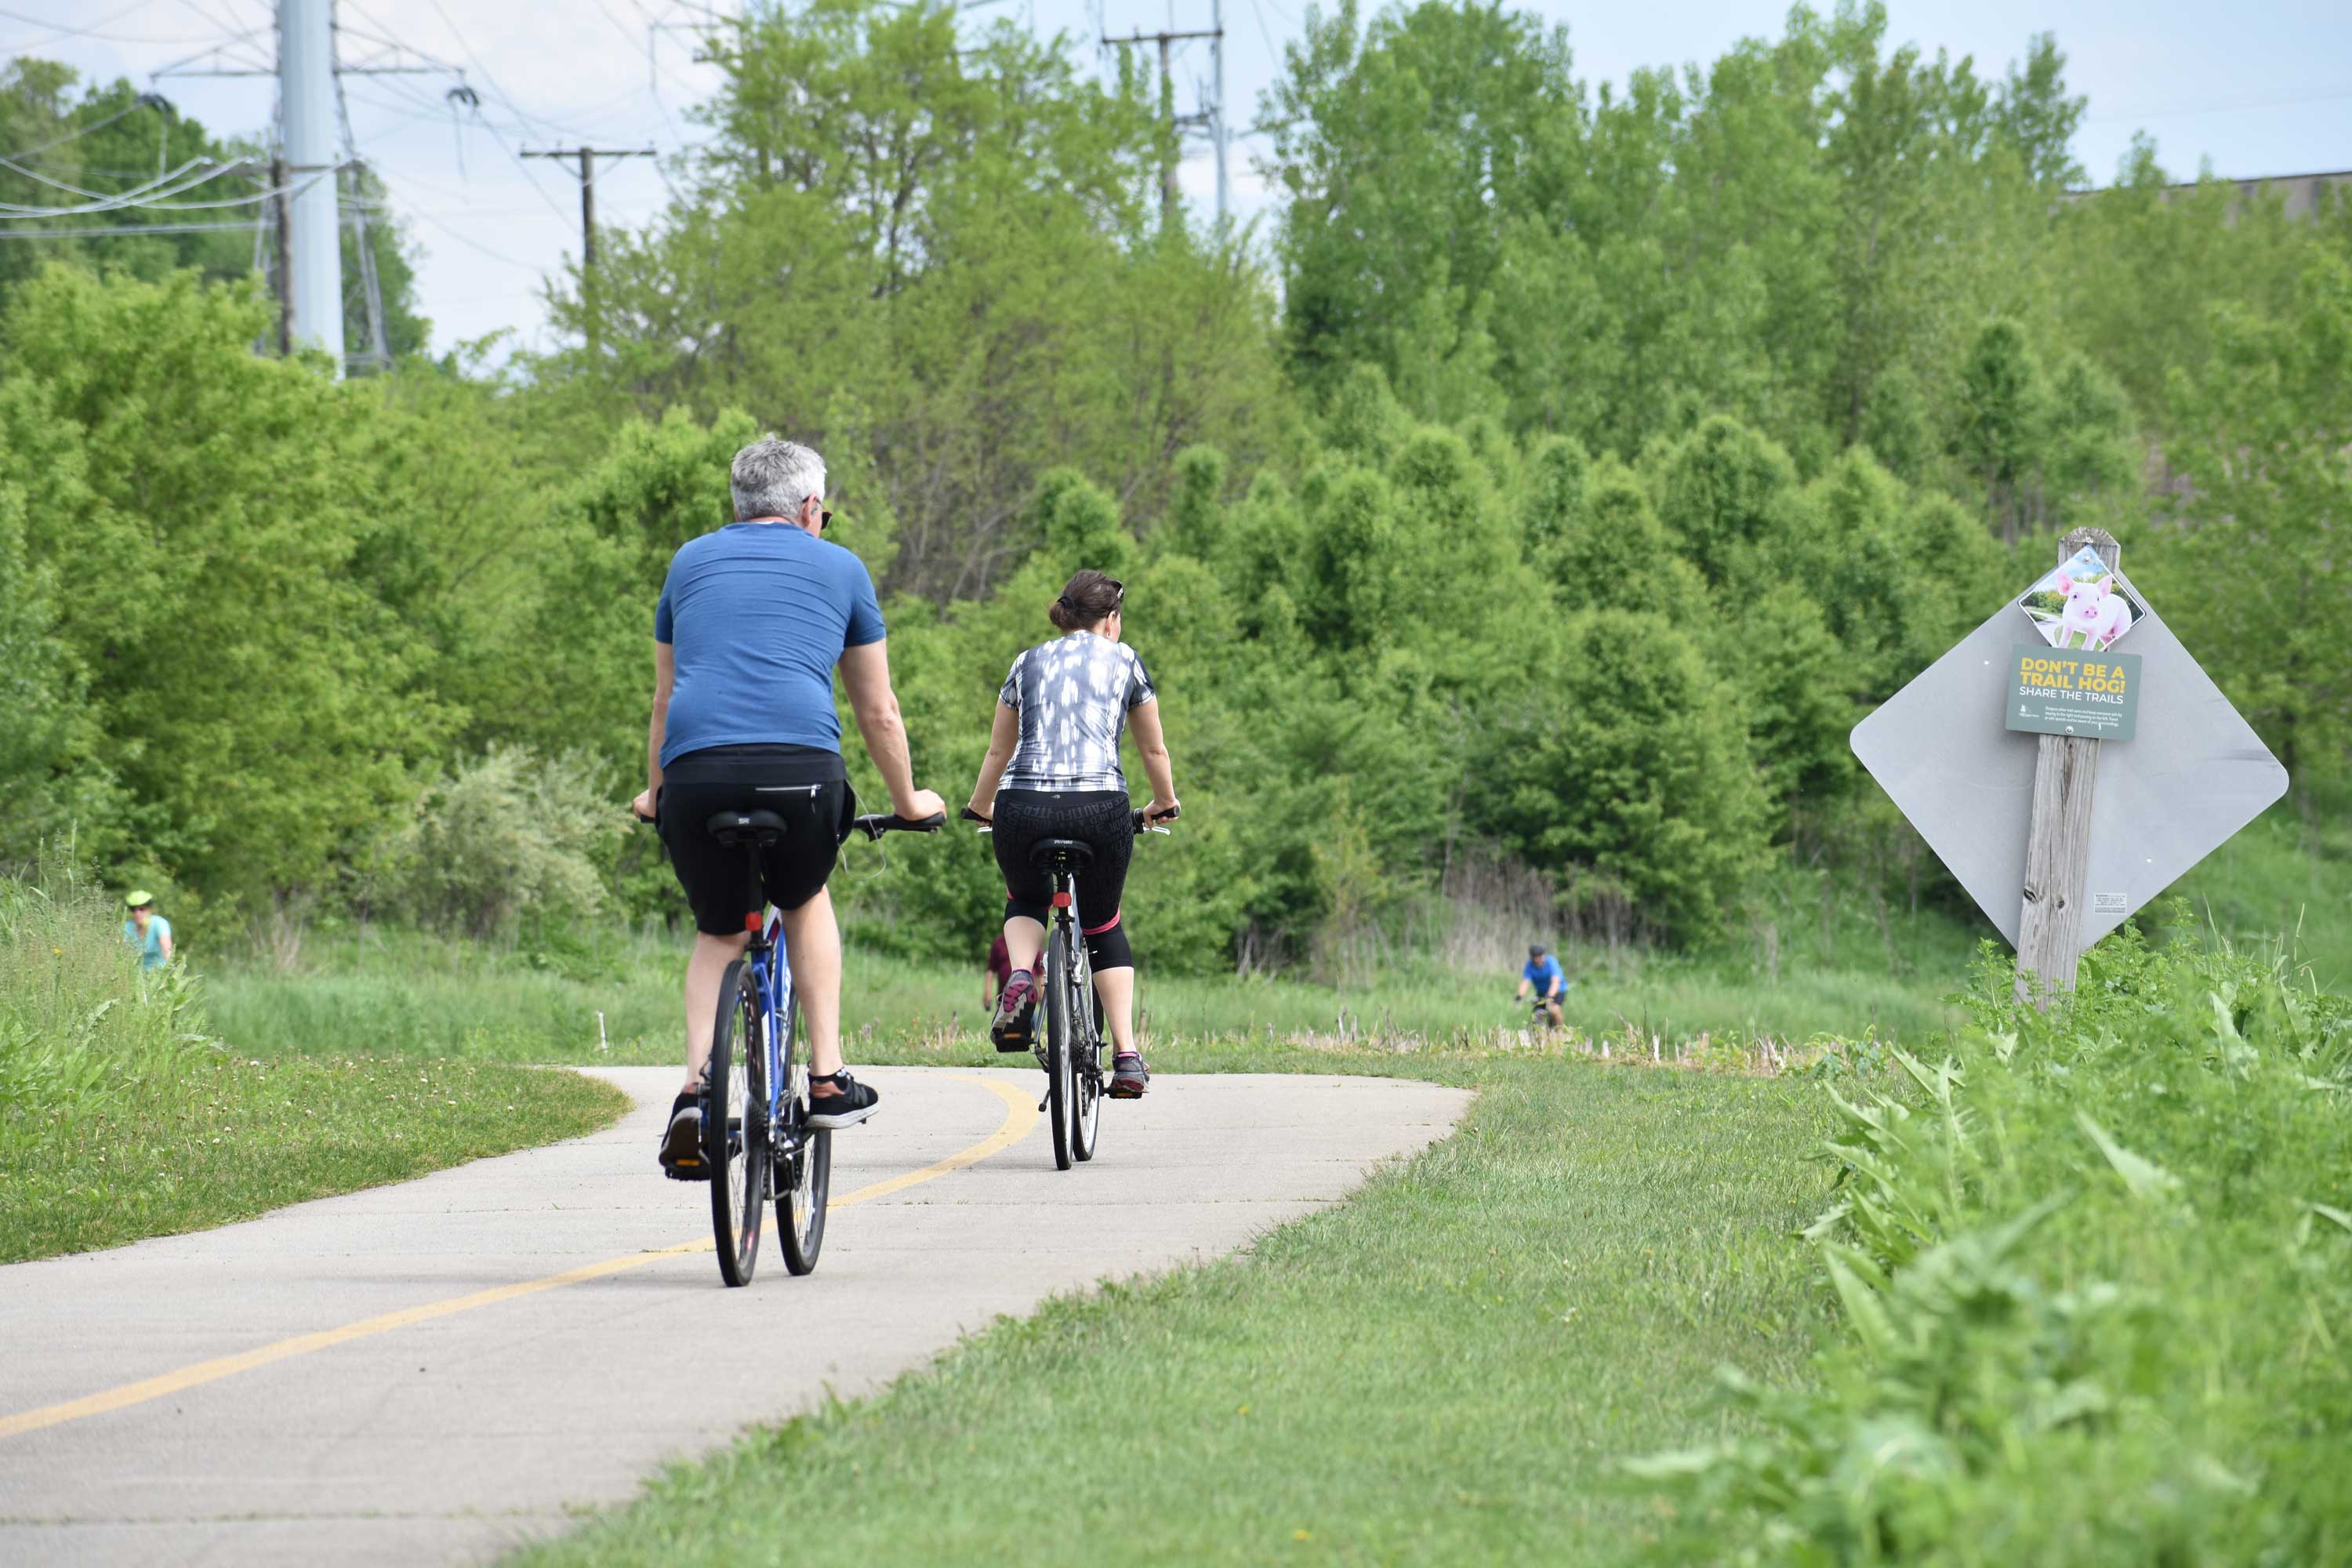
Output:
top-left (123, 891), bottom-right (173, 970)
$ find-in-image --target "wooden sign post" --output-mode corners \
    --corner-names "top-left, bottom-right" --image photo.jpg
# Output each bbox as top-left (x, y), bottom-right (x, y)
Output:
top-left (2013, 525), bottom-right (2119, 1006)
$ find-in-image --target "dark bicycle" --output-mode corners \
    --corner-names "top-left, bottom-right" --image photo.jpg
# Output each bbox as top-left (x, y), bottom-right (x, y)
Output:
top-left (965, 804), bottom-right (1174, 1170)
top-left (650, 804), bottom-right (943, 1287)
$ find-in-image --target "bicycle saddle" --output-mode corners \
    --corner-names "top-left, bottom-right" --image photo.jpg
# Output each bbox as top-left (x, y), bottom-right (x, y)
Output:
top-left (706, 809), bottom-right (788, 848)
top-left (1028, 837), bottom-right (1094, 870)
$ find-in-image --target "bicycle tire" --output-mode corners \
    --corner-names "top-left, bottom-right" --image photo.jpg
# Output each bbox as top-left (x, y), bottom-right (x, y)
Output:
top-left (775, 997), bottom-right (830, 1275)
top-left (706, 960), bottom-right (767, 1287)
top-left (1070, 963), bottom-right (1102, 1163)
top-left (1045, 922), bottom-right (1074, 1171)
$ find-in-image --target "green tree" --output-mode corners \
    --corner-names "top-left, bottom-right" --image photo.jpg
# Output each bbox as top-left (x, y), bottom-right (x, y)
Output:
top-left (0, 475), bottom-right (115, 867)
top-left (2149, 252), bottom-right (2352, 784)
top-left (1472, 609), bottom-right (1768, 941)
top-left (0, 63), bottom-right (427, 361)
top-left (543, 0), bottom-right (1283, 599)
top-left (0, 265), bottom-right (452, 904)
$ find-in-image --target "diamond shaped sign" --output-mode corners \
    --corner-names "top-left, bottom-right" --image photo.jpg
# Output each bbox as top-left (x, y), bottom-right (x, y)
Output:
top-left (1851, 591), bottom-right (2287, 949)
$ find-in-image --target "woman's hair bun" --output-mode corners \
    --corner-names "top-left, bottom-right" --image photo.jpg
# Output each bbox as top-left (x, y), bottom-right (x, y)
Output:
top-left (1048, 570), bottom-right (1123, 632)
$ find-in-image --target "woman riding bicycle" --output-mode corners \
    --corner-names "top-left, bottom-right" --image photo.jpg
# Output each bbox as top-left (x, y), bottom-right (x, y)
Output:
top-left (965, 569), bottom-right (1179, 1098)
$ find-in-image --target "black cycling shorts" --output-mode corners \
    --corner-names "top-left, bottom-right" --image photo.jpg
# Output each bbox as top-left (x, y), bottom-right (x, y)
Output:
top-left (991, 789), bottom-right (1136, 970)
top-left (658, 744), bottom-right (851, 935)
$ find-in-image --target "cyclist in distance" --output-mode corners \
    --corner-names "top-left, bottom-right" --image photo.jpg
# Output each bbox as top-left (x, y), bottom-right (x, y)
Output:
top-left (631, 437), bottom-right (945, 1174)
top-left (1519, 942), bottom-right (1568, 1027)
top-left (965, 569), bottom-right (1178, 1098)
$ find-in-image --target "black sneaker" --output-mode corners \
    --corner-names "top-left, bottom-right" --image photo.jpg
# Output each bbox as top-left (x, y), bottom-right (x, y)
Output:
top-left (807, 1070), bottom-right (880, 1129)
top-left (1109, 1053), bottom-right (1150, 1098)
top-left (659, 1091), bottom-right (708, 1178)
top-left (989, 970), bottom-right (1037, 1051)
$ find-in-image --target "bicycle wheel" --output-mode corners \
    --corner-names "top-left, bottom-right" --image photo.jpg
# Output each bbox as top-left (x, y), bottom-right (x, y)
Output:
top-left (706, 960), bottom-right (767, 1287)
top-left (1070, 966), bottom-right (1102, 1163)
top-left (1044, 923), bottom-right (1075, 1171)
top-left (774, 998), bottom-right (831, 1275)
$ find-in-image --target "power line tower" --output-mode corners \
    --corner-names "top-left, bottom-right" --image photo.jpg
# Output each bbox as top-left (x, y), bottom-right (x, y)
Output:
top-left (278, 0), bottom-right (342, 368)
top-left (1102, 2), bottom-right (1227, 227)
top-left (160, 0), bottom-right (466, 376)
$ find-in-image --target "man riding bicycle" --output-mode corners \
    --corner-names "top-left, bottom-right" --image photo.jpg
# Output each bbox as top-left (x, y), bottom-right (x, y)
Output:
top-left (1518, 942), bottom-right (1568, 1027)
top-left (632, 437), bottom-right (944, 1175)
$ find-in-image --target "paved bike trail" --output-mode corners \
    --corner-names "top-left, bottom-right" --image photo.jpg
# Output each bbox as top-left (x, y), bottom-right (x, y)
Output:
top-left (0, 1065), bottom-right (1468, 1566)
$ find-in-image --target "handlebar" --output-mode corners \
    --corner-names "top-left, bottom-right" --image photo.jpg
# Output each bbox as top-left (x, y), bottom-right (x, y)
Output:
top-left (853, 811), bottom-right (947, 841)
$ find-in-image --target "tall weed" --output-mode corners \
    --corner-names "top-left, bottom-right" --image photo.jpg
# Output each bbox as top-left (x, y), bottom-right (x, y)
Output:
top-left (1631, 918), bottom-right (2352, 1564)
top-left (0, 861), bottom-right (218, 1137)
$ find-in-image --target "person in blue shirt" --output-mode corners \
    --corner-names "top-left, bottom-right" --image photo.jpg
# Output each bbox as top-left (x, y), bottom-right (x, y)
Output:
top-left (1518, 942), bottom-right (1567, 1026)
top-left (122, 891), bottom-right (173, 970)
top-left (630, 437), bottom-right (945, 1177)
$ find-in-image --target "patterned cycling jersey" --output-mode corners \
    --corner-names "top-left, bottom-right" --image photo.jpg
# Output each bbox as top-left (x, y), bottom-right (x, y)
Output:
top-left (996, 632), bottom-right (1156, 793)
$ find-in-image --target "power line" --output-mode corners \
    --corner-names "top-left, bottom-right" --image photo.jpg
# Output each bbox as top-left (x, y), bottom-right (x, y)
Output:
top-left (371, 175), bottom-right (542, 271)
top-left (0, 155), bottom-right (225, 217)
top-left (0, 0), bottom-right (197, 49)
top-left (2084, 86), bottom-right (2352, 125)
top-left (0, 95), bottom-right (165, 162)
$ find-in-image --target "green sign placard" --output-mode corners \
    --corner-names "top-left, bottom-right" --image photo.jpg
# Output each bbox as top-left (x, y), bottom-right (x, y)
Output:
top-left (2006, 644), bottom-right (2141, 741)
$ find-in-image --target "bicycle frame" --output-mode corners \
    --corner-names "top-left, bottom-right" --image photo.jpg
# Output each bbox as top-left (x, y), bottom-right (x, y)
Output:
top-left (743, 909), bottom-right (812, 1189)
top-left (1044, 871), bottom-right (1102, 1080)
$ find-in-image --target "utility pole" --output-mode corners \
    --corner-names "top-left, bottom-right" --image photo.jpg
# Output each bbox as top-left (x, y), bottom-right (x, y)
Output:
top-left (1210, 0), bottom-right (1226, 227)
top-left (1102, 24), bottom-right (1224, 225)
top-left (277, 0), bottom-right (344, 372)
top-left (521, 147), bottom-right (658, 272)
top-left (269, 155), bottom-right (293, 358)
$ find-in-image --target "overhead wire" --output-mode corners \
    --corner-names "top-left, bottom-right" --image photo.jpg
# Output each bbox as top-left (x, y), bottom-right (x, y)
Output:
top-left (0, 0), bottom-right (201, 50)
top-left (0, 159), bottom-right (345, 220)
top-left (0, 154), bottom-right (220, 216)
top-left (0, 97), bottom-right (158, 162)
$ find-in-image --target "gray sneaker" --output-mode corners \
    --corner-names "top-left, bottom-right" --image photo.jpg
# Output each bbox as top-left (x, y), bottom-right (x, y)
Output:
top-left (989, 970), bottom-right (1036, 1051)
top-left (1109, 1053), bottom-right (1150, 1098)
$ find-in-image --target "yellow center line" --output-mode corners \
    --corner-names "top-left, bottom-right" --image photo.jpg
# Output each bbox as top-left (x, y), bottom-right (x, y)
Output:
top-left (0, 1073), bottom-right (1036, 1442)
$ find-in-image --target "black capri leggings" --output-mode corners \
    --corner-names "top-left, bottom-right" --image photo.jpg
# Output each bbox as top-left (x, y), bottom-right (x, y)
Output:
top-left (992, 789), bottom-right (1136, 971)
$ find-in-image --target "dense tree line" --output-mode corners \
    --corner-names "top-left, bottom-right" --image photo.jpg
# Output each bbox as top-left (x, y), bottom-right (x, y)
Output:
top-left (2, 0), bottom-right (2345, 968)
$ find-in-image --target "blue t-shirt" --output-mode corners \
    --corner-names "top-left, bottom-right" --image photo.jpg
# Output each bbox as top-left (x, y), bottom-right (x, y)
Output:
top-left (1523, 955), bottom-right (1565, 993)
top-left (124, 916), bottom-right (172, 969)
top-left (654, 523), bottom-right (885, 764)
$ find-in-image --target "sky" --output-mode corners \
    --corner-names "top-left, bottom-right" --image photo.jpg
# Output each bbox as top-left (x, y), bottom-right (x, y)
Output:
top-left (9, 0), bottom-right (2350, 362)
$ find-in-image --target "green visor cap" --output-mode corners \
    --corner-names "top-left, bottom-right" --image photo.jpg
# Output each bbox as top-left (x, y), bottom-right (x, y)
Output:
top-left (124, 890), bottom-right (155, 908)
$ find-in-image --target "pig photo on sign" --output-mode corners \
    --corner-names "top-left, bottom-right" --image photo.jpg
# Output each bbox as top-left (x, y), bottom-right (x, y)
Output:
top-left (2056, 572), bottom-right (2131, 649)
top-left (2016, 549), bottom-right (2144, 652)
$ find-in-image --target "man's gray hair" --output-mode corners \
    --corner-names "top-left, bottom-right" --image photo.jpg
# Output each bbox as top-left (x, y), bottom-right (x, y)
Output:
top-left (730, 437), bottom-right (826, 521)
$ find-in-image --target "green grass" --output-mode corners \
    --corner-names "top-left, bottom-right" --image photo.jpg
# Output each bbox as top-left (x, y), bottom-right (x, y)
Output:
top-left (518, 1054), bottom-right (1836, 1567)
top-left (2, 866), bottom-right (630, 1264)
top-left (202, 918), bottom-right (1965, 1069)
top-left (0, 1053), bottom-right (627, 1264)
top-left (2163, 790), bottom-right (2352, 990)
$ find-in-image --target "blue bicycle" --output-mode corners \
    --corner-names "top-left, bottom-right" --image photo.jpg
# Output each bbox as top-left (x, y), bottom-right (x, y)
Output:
top-left (700, 805), bottom-right (943, 1287)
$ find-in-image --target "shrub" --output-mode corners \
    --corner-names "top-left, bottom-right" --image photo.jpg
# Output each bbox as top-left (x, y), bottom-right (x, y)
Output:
top-left (377, 747), bottom-right (618, 941)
